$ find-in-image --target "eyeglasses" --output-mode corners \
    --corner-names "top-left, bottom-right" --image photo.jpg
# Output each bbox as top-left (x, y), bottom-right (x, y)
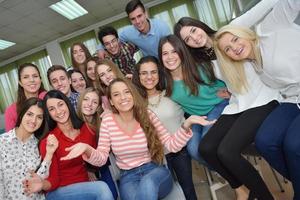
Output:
top-left (104, 38), bottom-right (118, 47)
top-left (139, 70), bottom-right (158, 77)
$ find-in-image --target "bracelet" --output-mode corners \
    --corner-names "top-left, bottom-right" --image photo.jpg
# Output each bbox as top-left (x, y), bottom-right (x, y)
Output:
top-left (181, 123), bottom-right (189, 131)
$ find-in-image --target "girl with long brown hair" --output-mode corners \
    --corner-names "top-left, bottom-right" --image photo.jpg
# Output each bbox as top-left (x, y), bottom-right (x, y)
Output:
top-left (5, 63), bottom-right (46, 131)
top-left (60, 77), bottom-right (213, 200)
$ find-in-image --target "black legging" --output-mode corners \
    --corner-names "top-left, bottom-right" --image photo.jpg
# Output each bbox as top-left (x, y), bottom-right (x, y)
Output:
top-left (199, 100), bottom-right (278, 200)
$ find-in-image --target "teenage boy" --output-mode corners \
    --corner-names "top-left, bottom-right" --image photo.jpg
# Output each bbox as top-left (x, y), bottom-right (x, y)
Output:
top-left (47, 65), bottom-right (80, 110)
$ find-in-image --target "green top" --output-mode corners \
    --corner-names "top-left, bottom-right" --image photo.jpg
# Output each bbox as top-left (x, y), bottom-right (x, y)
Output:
top-left (171, 69), bottom-right (226, 115)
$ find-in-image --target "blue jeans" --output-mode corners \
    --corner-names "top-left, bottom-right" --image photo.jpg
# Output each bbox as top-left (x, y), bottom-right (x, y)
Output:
top-left (187, 100), bottom-right (228, 164)
top-left (166, 147), bottom-right (197, 200)
top-left (99, 162), bottom-right (118, 200)
top-left (119, 162), bottom-right (173, 200)
top-left (256, 103), bottom-right (300, 199)
top-left (46, 181), bottom-right (114, 200)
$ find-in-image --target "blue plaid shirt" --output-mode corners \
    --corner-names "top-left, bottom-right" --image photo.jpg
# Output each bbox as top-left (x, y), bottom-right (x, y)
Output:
top-left (69, 92), bottom-right (80, 111)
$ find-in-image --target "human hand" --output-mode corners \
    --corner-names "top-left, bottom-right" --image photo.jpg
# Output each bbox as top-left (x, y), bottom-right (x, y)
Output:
top-left (22, 171), bottom-right (43, 195)
top-left (125, 74), bottom-right (133, 79)
top-left (46, 134), bottom-right (58, 155)
top-left (217, 88), bottom-right (231, 99)
top-left (60, 143), bottom-right (89, 161)
top-left (87, 171), bottom-right (98, 182)
top-left (97, 50), bottom-right (108, 60)
top-left (183, 115), bottom-right (216, 129)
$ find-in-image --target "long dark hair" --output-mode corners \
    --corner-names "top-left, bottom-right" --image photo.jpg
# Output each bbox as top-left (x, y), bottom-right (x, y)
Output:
top-left (158, 35), bottom-right (208, 96)
top-left (132, 56), bottom-right (165, 98)
top-left (17, 63), bottom-right (45, 115)
top-left (16, 97), bottom-right (45, 140)
top-left (70, 42), bottom-right (92, 77)
top-left (43, 90), bottom-right (83, 131)
top-left (174, 17), bottom-right (217, 62)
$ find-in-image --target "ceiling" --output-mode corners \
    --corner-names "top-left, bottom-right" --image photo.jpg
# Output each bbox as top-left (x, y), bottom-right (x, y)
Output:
top-left (0, 0), bottom-right (158, 64)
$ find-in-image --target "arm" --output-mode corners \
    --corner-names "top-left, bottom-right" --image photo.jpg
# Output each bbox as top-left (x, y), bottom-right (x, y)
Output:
top-left (231, 0), bottom-right (279, 27)
top-left (4, 104), bottom-right (17, 132)
top-left (0, 153), bottom-right (4, 200)
top-left (61, 117), bottom-right (111, 166)
top-left (150, 111), bottom-right (215, 153)
top-left (39, 137), bottom-right (59, 191)
top-left (36, 134), bottom-right (58, 179)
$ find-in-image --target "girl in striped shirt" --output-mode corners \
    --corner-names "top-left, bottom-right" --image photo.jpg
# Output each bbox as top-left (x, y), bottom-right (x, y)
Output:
top-left (61, 78), bottom-right (215, 200)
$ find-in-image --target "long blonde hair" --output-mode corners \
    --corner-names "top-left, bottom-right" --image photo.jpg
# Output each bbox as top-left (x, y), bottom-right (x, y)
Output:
top-left (108, 78), bottom-right (164, 164)
top-left (214, 25), bottom-right (262, 94)
top-left (77, 87), bottom-right (103, 139)
top-left (95, 59), bottom-right (124, 96)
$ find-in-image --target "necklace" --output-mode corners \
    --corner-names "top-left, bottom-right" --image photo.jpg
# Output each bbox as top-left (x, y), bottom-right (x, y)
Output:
top-left (205, 47), bottom-right (216, 59)
top-left (148, 92), bottom-right (162, 108)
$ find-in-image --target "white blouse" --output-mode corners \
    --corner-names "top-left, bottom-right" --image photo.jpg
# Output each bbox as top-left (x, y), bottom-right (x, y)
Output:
top-left (0, 129), bottom-right (50, 200)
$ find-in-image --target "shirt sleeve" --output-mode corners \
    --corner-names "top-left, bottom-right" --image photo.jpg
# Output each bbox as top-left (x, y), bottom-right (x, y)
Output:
top-left (149, 110), bottom-right (192, 153)
top-left (39, 138), bottom-right (60, 191)
top-left (36, 160), bottom-right (51, 179)
top-left (84, 116), bottom-right (111, 166)
top-left (231, 0), bottom-right (279, 27)
top-left (0, 151), bottom-right (4, 200)
top-left (4, 104), bottom-right (17, 132)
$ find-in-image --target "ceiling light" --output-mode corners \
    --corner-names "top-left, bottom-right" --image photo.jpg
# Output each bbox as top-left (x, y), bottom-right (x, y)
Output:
top-left (0, 39), bottom-right (15, 50)
top-left (49, 0), bottom-right (88, 20)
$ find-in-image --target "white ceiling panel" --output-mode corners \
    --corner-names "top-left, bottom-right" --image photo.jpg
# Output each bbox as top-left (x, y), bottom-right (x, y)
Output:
top-left (0, 0), bottom-right (160, 63)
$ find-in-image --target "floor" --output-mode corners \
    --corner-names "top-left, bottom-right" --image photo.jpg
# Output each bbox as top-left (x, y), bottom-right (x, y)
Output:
top-left (192, 157), bottom-right (294, 200)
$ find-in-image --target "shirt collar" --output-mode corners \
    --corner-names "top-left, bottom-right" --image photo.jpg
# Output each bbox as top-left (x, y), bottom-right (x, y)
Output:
top-left (138, 19), bottom-right (155, 37)
top-left (11, 128), bottom-right (37, 144)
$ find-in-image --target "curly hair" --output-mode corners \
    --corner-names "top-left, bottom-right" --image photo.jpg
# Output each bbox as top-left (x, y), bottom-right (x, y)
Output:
top-left (108, 78), bottom-right (164, 164)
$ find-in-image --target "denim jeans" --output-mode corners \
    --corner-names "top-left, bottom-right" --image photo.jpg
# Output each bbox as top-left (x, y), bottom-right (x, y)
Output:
top-left (99, 161), bottom-right (118, 200)
top-left (119, 162), bottom-right (173, 200)
top-left (166, 147), bottom-right (197, 200)
top-left (256, 103), bottom-right (300, 199)
top-left (46, 181), bottom-right (114, 200)
top-left (187, 99), bottom-right (228, 164)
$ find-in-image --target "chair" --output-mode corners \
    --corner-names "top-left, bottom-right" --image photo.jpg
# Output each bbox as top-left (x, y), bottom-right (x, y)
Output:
top-left (242, 143), bottom-right (285, 193)
top-left (202, 166), bottom-right (228, 200)
top-left (108, 154), bottom-right (186, 200)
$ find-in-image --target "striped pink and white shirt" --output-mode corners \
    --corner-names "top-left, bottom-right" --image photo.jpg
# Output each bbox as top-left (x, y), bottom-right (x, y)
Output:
top-left (85, 110), bottom-right (192, 170)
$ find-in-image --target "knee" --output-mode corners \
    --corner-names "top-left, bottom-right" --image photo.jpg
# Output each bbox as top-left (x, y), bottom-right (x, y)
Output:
top-left (217, 145), bottom-right (234, 164)
top-left (94, 181), bottom-right (114, 200)
top-left (199, 140), bottom-right (217, 159)
top-left (283, 134), bottom-right (300, 157)
top-left (255, 130), bottom-right (273, 154)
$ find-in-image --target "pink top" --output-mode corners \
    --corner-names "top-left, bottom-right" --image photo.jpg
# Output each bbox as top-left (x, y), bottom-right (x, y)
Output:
top-left (4, 91), bottom-right (47, 132)
top-left (85, 110), bottom-right (192, 170)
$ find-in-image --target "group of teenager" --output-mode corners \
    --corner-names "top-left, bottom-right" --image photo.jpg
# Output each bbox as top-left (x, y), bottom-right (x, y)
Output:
top-left (1, 0), bottom-right (299, 199)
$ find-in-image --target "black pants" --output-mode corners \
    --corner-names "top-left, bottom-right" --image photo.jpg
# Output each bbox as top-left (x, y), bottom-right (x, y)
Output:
top-left (199, 101), bottom-right (278, 200)
top-left (166, 147), bottom-right (197, 200)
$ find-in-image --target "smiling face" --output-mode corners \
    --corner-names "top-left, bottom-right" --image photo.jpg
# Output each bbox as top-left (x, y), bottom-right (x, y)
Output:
top-left (71, 72), bottom-right (86, 93)
top-left (81, 91), bottom-right (99, 117)
top-left (86, 60), bottom-right (96, 81)
top-left (218, 32), bottom-right (254, 61)
top-left (180, 25), bottom-right (210, 48)
top-left (97, 64), bottom-right (117, 86)
top-left (103, 34), bottom-right (120, 56)
top-left (109, 81), bottom-right (134, 113)
top-left (139, 61), bottom-right (159, 94)
top-left (19, 105), bottom-right (43, 133)
top-left (72, 45), bottom-right (86, 64)
top-left (49, 70), bottom-right (71, 97)
top-left (161, 42), bottom-right (182, 72)
top-left (128, 6), bottom-right (149, 34)
top-left (19, 66), bottom-right (42, 96)
top-left (46, 98), bottom-right (70, 125)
